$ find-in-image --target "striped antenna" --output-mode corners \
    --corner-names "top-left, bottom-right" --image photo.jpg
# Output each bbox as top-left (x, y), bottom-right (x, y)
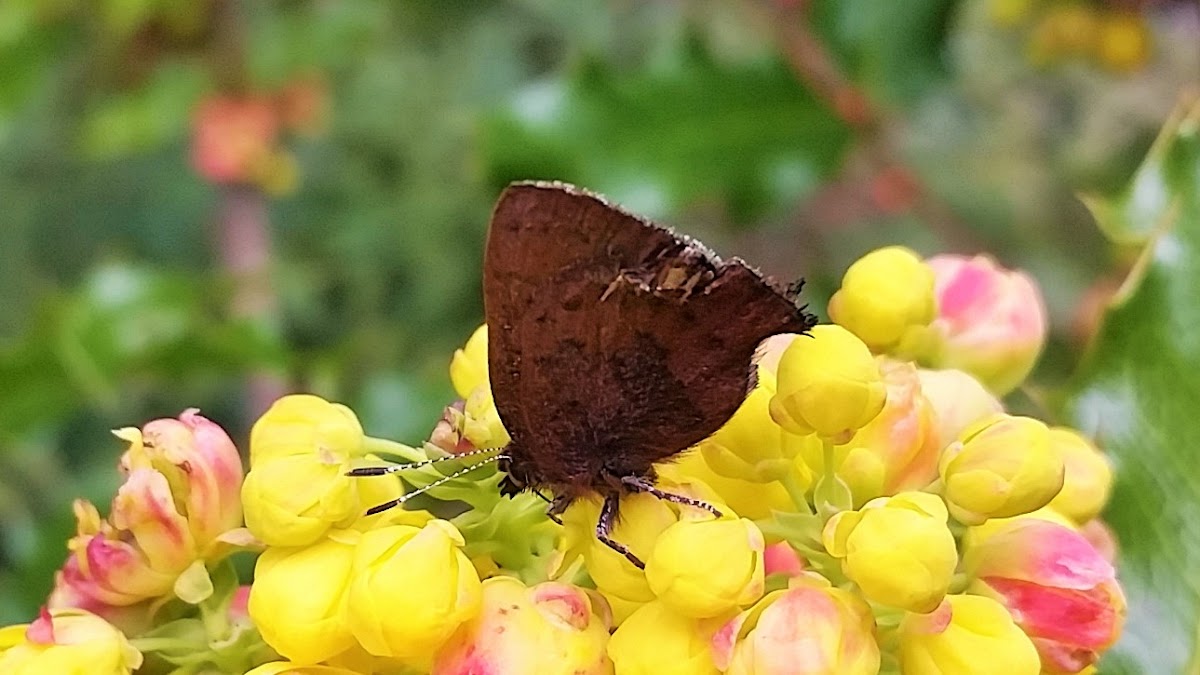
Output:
top-left (346, 446), bottom-right (504, 476)
top-left (363, 454), bottom-right (508, 515)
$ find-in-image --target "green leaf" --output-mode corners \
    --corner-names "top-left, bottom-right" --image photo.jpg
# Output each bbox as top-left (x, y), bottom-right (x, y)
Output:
top-left (482, 40), bottom-right (851, 224)
top-left (1064, 96), bottom-right (1200, 674)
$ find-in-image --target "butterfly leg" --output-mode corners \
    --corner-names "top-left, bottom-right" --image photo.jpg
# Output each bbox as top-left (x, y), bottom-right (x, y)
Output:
top-left (596, 493), bottom-right (646, 569)
top-left (540, 492), bottom-right (569, 525)
top-left (618, 474), bottom-right (723, 518)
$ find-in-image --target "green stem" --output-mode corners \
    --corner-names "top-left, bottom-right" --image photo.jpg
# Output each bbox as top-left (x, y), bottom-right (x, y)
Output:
top-left (778, 469), bottom-right (813, 515)
top-left (822, 438), bottom-right (837, 484)
top-left (362, 436), bottom-right (428, 463)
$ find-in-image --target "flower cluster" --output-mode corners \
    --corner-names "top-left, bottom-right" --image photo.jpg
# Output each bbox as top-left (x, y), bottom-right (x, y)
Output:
top-left (0, 247), bottom-right (1125, 674)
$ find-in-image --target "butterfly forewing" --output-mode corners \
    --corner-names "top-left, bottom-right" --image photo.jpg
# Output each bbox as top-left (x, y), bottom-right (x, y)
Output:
top-left (484, 182), bottom-right (815, 497)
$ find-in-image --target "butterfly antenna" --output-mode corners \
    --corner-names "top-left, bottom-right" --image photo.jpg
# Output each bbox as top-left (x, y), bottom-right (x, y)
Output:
top-left (347, 446), bottom-right (504, 476)
top-left (363, 454), bottom-right (509, 515)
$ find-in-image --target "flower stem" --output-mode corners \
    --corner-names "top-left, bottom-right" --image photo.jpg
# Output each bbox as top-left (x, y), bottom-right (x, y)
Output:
top-left (779, 469), bottom-right (813, 515)
top-left (362, 435), bottom-right (428, 463)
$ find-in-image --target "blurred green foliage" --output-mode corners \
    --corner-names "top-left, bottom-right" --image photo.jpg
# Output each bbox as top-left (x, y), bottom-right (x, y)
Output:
top-left (0, 1), bottom-right (1197, 670)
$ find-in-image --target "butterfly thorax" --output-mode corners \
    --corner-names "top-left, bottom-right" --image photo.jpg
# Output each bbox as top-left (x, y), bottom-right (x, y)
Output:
top-left (497, 438), bottom-right (654, 503)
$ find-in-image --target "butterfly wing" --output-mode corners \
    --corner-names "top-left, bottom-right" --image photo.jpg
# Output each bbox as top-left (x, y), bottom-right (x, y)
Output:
top-left (484, 182), bottom-right (816, 495)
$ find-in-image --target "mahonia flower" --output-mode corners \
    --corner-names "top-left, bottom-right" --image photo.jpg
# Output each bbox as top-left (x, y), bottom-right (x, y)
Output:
top-left (696, 367), bottom-right (817, 485)
top-left (832, 359), bottom-right (941, 505)
top-left (51, 411), bottom-right (248, 614)
top-left (762, 542), bottom-right (805, 577)
top-left (607, 601), bottom-right (719, 675)
top-left (963, 517), bottom-right (1126, 673)
top-left (247, 530), bottom-right (359, 664)
top-left (645, 515), bottom-right (765, 618)
top-left (828, 245), bottom-right (936, 352)
top-left (345, 520), bottom-right (482, 662)
top-left (924, 254), bottom-right (1048, 395)
top-left (899, 594), bottom-right (1040, 675)
top-left (656, 451), bottom-right (794, 521)
top-left (0, 608), bottom-right (143, 675)
top-left (243, 395), bottom-right (368, 547)
top-left (769, 324), bottom-right (886, 441)
top-left (433, 577), bottom-right (612, 674)
top-left (446, 325), bottom-right (510, 449)
top-left (823, 492), bottom-right (957, 613)
top-left (916, 367), bottom-right (1003, 450)
top-left (560, 493), bottom-right (679, 623)
top-left (1045, 428), bottom-right (1113, 524)
top-left (939, 414), bottom-right (1065, 525)
top-left (712, 573), bottom-right (880, 675)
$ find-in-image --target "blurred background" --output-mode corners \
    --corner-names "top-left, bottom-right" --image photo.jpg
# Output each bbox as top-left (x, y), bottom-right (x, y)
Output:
top-left (0, 0), bottom-right (1196, 628)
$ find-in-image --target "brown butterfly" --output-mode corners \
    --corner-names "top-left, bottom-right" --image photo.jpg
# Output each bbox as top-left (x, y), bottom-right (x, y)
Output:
top-left (354, 182), bottom-right (816, 568)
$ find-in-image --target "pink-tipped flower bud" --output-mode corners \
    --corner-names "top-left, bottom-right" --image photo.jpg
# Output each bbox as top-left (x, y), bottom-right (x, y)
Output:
top-left (963, 517), bottom-right (1126, 673)
top-left (433, 577), bottom-right (612, 675)
top-left (925, 254), bottom-right (1048, 395)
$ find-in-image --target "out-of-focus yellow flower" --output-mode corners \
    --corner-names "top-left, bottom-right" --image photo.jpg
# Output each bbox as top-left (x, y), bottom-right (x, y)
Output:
top-left (835, 359), bottom-right (941, 505)
top-left (241, 452), bottom-right (358, 547)
top-left (1095, 11), bottom-right (1151, 74)
top-left (560, 494), bottom-right (678, 623)
top-left (963, 517), bottom-right (1125, 673)
top-left (607, 601), bottom-right (718, 675)
top-left (0, 608), bottom-right (143, 675)
top-left (248, 530), bottom-right (358, 664)
top-left (917, 368), bottom-right (1004, 450)
top-left (939, 414), bottom-right (1064, 525)
top-left (244, 663), bottom-right (360, 675)
top-left (345, 520), bottom-right (482, 662)
top-left (645, 516), bottom-right (765, 618)
top-left (1045, 428), bottom-right (1113, 524)
top-left (433, 577), bottom-right (612, 675)
top-left (899, 594), bottom-right (1040, 675)
top-left (249, 394), bottom-right (365, 467)
top-left (449, 325), bottom-right (489, 398)
top-left (656, 451), bottom-right (793, 521)
top-left (828, 246), bottom-right (936, 352)
top-left (769, 325), bottom-right (886, 442)
top-left (696, 368), bottom-right (817, 485)
top-left (924, 254), bottom-right (1048, 395)
top-left (712, 574), bottom-right (879, 675)
top-left (823, 492), bottom-right (957, 613)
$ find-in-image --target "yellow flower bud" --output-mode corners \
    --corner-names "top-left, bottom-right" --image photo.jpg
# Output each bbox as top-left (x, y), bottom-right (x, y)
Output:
top-left (607, 601), bottom-right (719, 675)
top-left (245, 663), bottom-right (359, 675)
top-left (241, 453), bottom-right (357, 547)
top-left (434, 577), bottom-right (612, 674)
top-left (560, 493), bottom-right (677, 623)
top-left (645, 516), bottom-right (765, 618)
top-left (823, 492), bottom-right (957, 613)
top-left (939, 414), bottom-right (1065, 525)
top-left (0, 608), bottom-right (143, 675)
top-left (916, 368), bottom-right (1003, 450)
top-left (769, 325), bottom-right (886, 441)
top-left (345, 520), bottom-right (482, 662)
top-left (836, 359), bottom-right (941, 505)
top-left (828, 246), bottom-right (936, 352)
top-left (656, 451), bottom-right (793, 521)
top-left (449, 324), bottom-right (489, 399)
top-left (250, 394), bottom-right (365, 467)
top-left (712, 574), bottom-right (879, 675)
top-left (1045, 428), bottom-right (1113, 524)
top-left (697, 369), bottom-right (816, 484)
top-left (899, 595), bottom-right (1040, 675)
top-left (248, 531), bottom-right (357, 664)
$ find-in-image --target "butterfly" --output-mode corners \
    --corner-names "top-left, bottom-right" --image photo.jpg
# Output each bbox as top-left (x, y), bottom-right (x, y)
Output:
top-left (481, 182), bottom-right (816, 567)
